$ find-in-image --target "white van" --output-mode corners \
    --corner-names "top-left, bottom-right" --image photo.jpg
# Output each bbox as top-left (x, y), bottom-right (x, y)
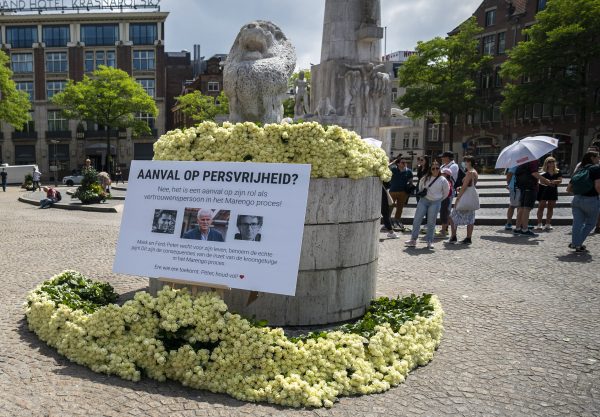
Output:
top-left (0, 164), bottom-right (39, 185)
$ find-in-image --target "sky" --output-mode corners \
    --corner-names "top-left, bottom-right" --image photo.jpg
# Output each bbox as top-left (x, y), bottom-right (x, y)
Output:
top-left (158, 0), bottom-right (483, 69)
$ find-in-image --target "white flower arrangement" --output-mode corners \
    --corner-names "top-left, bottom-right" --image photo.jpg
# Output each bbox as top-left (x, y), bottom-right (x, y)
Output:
top-left (25, 272), bottom-right (443, 408)
top-left (152, 121), bottom-right (392, 182)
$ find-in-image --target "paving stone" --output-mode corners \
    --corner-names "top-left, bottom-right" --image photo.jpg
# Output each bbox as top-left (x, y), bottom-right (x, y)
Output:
top-left (0, 186), bottom-right (598, 416)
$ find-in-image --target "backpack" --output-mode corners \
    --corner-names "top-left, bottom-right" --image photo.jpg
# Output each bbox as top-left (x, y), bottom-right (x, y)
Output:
top-left (55, 190), bottom-right (62, 202)
top-left (454, 167), bottom-right (466, 189)
top-left (571, 165), bottom-right (594, 195)
top-left (515, 163), bottom-right (537, 189)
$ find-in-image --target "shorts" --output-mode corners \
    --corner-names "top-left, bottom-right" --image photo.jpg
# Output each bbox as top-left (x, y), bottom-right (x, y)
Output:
top-left (509, 188), bottom-right (519, 207)
top-left (518, 188), bottom-right (536, 209)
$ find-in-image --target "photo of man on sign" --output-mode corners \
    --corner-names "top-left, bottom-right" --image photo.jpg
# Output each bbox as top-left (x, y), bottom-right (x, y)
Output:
top-left (234, 215), bottom-right (263, 241)
top-left (151, 209), bottom-right (177, 234)
top-left (181, 208), bottom-right (229, 241)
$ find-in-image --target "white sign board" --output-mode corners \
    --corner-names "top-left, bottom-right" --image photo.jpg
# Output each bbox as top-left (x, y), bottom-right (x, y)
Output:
top-left (113, 160), bottom-right (311, 296)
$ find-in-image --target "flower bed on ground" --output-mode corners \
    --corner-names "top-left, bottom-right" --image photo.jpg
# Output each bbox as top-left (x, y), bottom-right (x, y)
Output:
top-left (153, 121), bottom-right (392, 182)
top-left (25, 271), bottom-right (444, 408)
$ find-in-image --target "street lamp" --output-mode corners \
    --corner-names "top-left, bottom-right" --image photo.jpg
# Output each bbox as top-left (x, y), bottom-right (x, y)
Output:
top-left (49, 140), bottom-right (59, 187)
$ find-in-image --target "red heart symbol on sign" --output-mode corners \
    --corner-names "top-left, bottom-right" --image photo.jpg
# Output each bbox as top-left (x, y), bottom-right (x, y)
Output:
top-left (239, 275), bottom-right (245, 279)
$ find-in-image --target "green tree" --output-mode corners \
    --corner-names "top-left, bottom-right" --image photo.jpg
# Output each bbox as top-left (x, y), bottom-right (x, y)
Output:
top-left (283, 97), bottom-right (295, 118)
top-left (397, 17), bottom-right (491, 151)
top-left (52, 65), bottom-right (158, 172)
top-left (500, 0), bottom-right (600, 159)
top-left (0, 50), bottom-right (31, 130)
top-left (175, 90), bottom-right (229, 124)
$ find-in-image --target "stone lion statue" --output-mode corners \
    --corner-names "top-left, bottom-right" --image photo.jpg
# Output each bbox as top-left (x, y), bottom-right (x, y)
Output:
top-left (223, 21), bottom-right (296, 124)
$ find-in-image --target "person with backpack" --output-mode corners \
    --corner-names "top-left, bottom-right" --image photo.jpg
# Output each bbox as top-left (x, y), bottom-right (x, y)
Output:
top-left (567, 151), bottom-right (600, 252)
top-left (437, 151), bottom-right (459, 237)
top-left (513, 160), bottom-right (552, 236)
top-left (1, 169), bottom-right (7, 192)
top-left (39, 186), bottom-right (59, 209)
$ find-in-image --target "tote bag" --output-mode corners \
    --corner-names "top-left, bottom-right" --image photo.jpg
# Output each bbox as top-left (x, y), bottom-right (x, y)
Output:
top-left (455, 186), bottom-right (480, 211)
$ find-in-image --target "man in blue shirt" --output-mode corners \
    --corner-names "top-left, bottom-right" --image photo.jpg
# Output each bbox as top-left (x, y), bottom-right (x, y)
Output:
top-left (182, 209), bottom-right (225, 241)
top-left (388, 158), bottom-right (413, 230)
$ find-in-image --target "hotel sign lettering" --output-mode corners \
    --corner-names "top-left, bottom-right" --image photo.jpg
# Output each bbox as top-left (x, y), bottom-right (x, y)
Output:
top-left (0, 0), bottom-right (160, 12)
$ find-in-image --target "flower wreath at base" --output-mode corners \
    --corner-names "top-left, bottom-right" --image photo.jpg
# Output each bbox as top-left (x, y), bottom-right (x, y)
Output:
top-left (25, 271), bottom-right (444, 408)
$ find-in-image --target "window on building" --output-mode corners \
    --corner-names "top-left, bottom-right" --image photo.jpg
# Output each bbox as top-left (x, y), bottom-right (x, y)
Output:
top-left (497, 32), bottom-right (506, 54)
top-left (207, 81), bottom-right (220, 92)
top-left (494, 67), bottom-right (502, 87)
top-left (15, 145), bottom-right (36, 165)
top-left (46, 81), bottom-right (66, 99)
top-left (137, 79), bottom-right (155, 97)
top-left (84, 50), bottom-right (116, 72)
top-left (537, 0), bottom-right (547, 12)
top-left (474, 110), bottom-right (481, 124)
top-left (482, 35), bottom-right (495, 55)
top-left (533, 103), bottom-right (542, 118)
top-left (542, 103), bottom-right (552, 117)
top-left (485, 9), bottom-right (496, 27)
top-left (482, 106), bottom-right (491, 122)
top-left (481, 71), bottom-right (493, 89)
top-left (6, 26), bottom-right (37, 48)
top-left (81, 24), bottom-right (119, 46)
top-left (391, 87), bottom-right (398, 102)
top-left (403, 132), bottom-right (410, 149)
top-left (553, 105), bottom-right (562, 117)
top-left (136, 113), bottom-right (156, 130)
top-left (16, 81), bottom-right (34, 101)
top-left (133, 50), bottom-right (155, 70)
top-left (11, 53), bottom-right (33, 73)
top-left (46, 52), bottom-right (67, 72)
top-left (129, 23), bottom-right (157, 45)
top-left (524, 105), bottom-right (531, 119)
top-left (134, 143), bottom-right (154, 160)
top-left (493, 103), bottom-right (502, 122)
top-left (412, 133), bottom-right (419, 148)
top-left (48, 144), bottom-right (70, 164)
top-left (391, 132), bottom-right (399, 149)
top-left (43, 25), bottom-right (70, 47)
top-left (48, 110), bottom-right (69, 131)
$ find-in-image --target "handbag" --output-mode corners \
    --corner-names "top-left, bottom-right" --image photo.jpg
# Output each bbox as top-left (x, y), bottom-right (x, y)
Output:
top-left (455, 185), bottom-right (480, 211)
top-left (385, 189), bottom-right (394, 206)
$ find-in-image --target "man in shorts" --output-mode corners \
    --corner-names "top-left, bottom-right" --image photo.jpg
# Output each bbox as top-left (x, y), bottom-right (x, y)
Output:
top-left (514, 160), bottom-right (552, 236)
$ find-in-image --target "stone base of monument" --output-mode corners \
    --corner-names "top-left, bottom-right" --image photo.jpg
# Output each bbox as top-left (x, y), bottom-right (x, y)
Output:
top-left (149, 177), bottom-right (381, 326)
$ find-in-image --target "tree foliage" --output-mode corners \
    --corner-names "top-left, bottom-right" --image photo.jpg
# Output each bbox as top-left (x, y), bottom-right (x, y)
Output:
top-left (0, 50), bottom-right (31, 130)
top-left (175, 90), bottom-right (229, 123)
top-left (500, 0), bottom-right (600, 157)
top-left (52, 65), bottom-right (158, 135)
top-left (397, 17), bottom-right (491, 149)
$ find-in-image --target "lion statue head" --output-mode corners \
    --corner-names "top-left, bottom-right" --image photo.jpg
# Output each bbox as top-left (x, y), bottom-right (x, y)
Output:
top-left (223, 21), bottom-right (296, 124)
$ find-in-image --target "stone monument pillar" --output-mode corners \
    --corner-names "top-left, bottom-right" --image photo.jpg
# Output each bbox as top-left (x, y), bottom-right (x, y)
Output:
top-left (310, 0), bottom-right (390, 141)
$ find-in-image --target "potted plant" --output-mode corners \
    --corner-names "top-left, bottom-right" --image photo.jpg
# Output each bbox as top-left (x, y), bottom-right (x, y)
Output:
top-left (71, 168), bottom-right (110, 204)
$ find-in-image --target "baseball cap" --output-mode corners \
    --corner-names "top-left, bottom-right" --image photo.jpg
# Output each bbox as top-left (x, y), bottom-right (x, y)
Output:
top-left (438, 151), bottom-right (454, 158)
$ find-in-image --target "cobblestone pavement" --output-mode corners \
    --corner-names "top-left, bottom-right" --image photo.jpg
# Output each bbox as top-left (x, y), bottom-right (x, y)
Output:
top-left (0, 186), bottom-right (598, 417)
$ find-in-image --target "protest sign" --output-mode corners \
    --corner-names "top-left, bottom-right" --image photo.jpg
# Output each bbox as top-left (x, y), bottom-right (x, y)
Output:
top-left (113, 160), bottom-right (311, 296)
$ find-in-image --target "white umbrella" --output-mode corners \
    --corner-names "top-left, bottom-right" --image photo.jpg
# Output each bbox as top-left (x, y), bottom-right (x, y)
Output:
top-left (495, 135), bottom-right (559, 169)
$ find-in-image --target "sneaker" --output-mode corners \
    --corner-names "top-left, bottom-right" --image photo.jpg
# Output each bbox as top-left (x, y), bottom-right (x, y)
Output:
top-left (426, 242), bottom-right (434, 249)
top-left (447, 236), bottom-right (457, 244)
top-left (521, 230), bottom-right (538, 237)
top-left (387, 231), bottom-right (399, 239)
top-left (461, 237), bottom-right (472, 245)
top-left (404, 239), bottom-right (417, 247)
top-left (513, 228), bottom-right (523, 235)
top-left (569, 244), bottom-right (586, 250)
top-left (544, 224), bottom-right (553, 231)
top-left (575, 246), bottom-right (589, 253)
top-left (535, 223), bottom-right (544, 231)
top-left (504, 223), bottom-right (513, 231)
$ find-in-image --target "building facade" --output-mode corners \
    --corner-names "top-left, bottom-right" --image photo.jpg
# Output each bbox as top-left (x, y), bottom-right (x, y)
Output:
top-left (452, 0), bottom-right (600, 173)
top-left (0, 10), bottom-right (168, 180)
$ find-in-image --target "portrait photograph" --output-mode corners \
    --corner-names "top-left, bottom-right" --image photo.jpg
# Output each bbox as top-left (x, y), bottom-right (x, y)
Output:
top-left (234, 214), bottom-right (263, 242)
top-left (180, 208), bottom-right (230, 241)
top-left (151, 209), bottom-right (177, 234)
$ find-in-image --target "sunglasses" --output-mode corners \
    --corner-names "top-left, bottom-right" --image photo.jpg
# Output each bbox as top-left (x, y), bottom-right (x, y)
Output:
top-left (431, 167), bottom-right (440, 170)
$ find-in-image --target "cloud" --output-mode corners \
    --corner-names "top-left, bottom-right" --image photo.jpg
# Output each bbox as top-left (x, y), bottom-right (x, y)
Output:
top-left (160, 0), bottom-right (482, 67)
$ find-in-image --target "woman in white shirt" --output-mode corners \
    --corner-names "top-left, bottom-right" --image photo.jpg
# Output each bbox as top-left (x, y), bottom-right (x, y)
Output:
top-left (405, 161), bottom-right (450, 249)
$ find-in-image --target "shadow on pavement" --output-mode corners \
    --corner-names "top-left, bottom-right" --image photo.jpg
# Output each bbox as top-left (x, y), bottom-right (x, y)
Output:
top-left (479, 235), bottom-right (542, 245)
top-left (555, 253), bottom-right (593, 263)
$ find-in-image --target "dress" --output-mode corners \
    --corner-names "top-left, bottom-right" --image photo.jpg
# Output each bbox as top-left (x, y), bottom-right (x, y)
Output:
top-left (450, 173), bottom-right (478, 226)
top-left (537, 172), bottom-right (561, 201)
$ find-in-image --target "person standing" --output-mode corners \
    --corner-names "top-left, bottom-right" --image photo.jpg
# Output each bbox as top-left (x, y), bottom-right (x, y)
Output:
top-left (535, 157), bottom-right (562, 231)
top-left (567, 151), bottom-right (600, 252)
top-left (448, 156), bottom-right (479, 244)
top-left (437, 151), bottom-right (459, 237)
top-left (115, 167), bottom-right (123, 184)
top-left (405, 161), bottom-right (449, 249)
top-left (1, 169), bottom-right (7, 192)
top-left (415, 155), bottom-right (430, 233)
top-left (388, 158), bottom-right (413, 230)
top-left (504, 166), bottom-right (518, 230)
top-left (32, 169), bottom-right (42, 191)
top-left (513, 160), bottom-right (552, 236)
